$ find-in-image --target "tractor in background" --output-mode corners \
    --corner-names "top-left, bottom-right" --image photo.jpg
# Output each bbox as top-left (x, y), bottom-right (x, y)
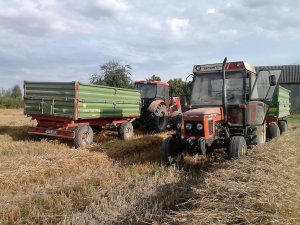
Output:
top-left (161, 58), bottom-right (283, 165)
top-left (134, 80), bottom-right (181, 132)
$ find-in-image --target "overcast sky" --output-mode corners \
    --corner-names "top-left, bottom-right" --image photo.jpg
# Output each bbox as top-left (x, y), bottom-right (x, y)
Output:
top-left (1, 0), bottom-right (300, 89)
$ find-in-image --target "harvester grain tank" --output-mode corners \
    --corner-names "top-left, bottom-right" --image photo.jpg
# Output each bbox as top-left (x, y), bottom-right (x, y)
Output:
top-left (24, 81), bottom-right (141, 148)
top-left (162, 58), bottom-right (285, 165)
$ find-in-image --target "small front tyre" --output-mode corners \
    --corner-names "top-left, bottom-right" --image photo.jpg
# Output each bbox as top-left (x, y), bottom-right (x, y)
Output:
top-left (161, 136), bottom-right (183, 166)
top-left (74, 125), bottom-right (94, 148)
top-left (228, 136), bottom-right (247, 159)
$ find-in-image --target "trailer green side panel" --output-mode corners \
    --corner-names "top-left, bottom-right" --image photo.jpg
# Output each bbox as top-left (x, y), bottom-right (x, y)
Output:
top-left (77, 83), bottom-right (141, 118)
top-left (266, 85), bottom-right (290, 119)
top-left (24, 81), bottom-right (76, 118)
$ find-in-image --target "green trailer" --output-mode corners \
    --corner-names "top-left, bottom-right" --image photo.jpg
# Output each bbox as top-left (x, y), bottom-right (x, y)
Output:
top-left (24, 81), bottom-right (141, 148)
top-left (266, 85), bottom-right (291, 137)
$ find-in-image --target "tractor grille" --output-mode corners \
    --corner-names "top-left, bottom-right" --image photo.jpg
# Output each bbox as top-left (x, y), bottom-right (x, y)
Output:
top-left (184, 121), bottom-right (204, 137)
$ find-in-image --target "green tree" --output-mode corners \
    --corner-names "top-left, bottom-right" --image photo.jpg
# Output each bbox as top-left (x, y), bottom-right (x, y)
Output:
top-left (168, 78), bottom-right (187, 96)
top-left (90, 61), bottom-right (133, 88)
top-left (146, 75), bottom-right (161, 81)
top-left (10, 85), bottom-right (22, 98)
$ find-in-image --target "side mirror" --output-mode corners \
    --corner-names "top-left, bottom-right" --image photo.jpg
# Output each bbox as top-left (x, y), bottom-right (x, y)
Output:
top-left (269, 75), bottom-right (277, 86)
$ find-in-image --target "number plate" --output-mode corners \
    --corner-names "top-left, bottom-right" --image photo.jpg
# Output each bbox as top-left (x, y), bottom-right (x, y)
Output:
top-left (45, 130), bottom-right (57, 135)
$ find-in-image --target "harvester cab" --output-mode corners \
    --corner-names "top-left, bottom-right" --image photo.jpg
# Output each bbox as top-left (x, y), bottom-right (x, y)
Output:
top-left (134, 81), bottom-right (180, 132)
top-left (161, 59), bottom-right (282, 165)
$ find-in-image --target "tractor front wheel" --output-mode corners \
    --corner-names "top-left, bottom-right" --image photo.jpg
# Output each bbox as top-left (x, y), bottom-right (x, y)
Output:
top-left (161, 136), bottom-right (183, 166)
top-left (228, 136), bottom-right (247, 159)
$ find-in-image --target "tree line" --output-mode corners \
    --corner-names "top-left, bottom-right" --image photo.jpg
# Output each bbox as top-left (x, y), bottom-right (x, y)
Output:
top-left (90, 60), bottom-right (190, 95)
top-left (0, 85), bottom-right (23, 109)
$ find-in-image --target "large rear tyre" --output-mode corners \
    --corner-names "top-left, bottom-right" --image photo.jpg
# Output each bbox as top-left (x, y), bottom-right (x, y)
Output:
top-left (147, 103), bottom-right (168, 133)
top-left (74, 125), bottom-right (94, 148)
top-left (118, 122), bottom-right (134, 140)
top-left (161, 136), bottom-right (183, 166)
top-left (278, 120), bottom-right (288, 134)
top-left (228, 136), bottom-right (247, 159)
top-left (267, 122), bottom-right (280, 139)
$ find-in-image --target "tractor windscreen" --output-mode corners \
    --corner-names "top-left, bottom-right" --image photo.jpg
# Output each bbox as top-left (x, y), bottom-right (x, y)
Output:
top-left (134, 83), bottom-right (157, 99)
top-left (190, 72), bottom-right (244, 106)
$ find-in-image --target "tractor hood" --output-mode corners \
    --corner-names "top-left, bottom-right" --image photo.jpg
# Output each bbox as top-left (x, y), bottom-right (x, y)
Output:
top-left (183, 107), bottom-right (223, 118)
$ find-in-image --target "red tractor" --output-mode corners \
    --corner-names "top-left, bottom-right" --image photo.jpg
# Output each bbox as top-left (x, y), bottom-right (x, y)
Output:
top-left (161, 58), bottom-right (282, 165)
top-left (134, 80), bottom-right (181, 132)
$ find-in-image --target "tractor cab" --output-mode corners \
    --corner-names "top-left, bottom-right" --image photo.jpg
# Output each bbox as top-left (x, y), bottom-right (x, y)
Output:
top-left (134, 81), bottom-right (170, 104)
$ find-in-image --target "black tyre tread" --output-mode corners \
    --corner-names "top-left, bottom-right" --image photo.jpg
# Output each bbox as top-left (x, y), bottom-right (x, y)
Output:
top-left (118, 122), bottom-right (134, 140)
top-left (74, 125), bottom-right (94, 149)
top-left (228, 136), bottom-right (246, 159)
top-left (267, 122), bottom-right (280, 139)
top-left (278, 121), bottom-right (288, 134)
top-left (146, 104), bottom-right (168, 133)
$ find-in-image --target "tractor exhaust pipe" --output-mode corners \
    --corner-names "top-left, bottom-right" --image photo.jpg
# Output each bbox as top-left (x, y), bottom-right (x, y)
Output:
top-left (222, 57), bottom-right (228, 124)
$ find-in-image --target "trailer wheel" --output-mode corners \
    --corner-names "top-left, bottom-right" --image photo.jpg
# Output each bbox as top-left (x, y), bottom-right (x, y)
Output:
top-left (74, 125), bottom-right (94, 148)
top-left (253, 123), bottom-right (266, 145)
top-left (118, 122), bottom-right (134, 140)
top-left (278, 121), bottom-right (288, 134)
top-left (228, 136), bottom-right (247, 159)
top-left (147, 103), bottom-right (168, 133)
top-left (161, 136), bottom-right (183, 165)
top-left (267, 122), bottom-right (280, 139)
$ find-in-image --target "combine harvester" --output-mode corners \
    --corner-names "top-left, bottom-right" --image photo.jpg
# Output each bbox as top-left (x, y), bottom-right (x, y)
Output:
top-left (162, 58), bottom-right (290, 165)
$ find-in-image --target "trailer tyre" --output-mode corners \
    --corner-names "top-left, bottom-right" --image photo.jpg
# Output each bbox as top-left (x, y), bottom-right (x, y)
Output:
top-left (74, 125), bottom-right (94, 148)
top-left (267, 122), bottom-right (280, 139)
top-left (147, 103), bottom-right (168, 133)
top-left (161, 136), bottom-right (183, 166)
top-left (278, 121), bottom-right (288, 134)
top-left (118, 122), bottom-right (134, 140)
top-left (228, 136), bottom-right (247, 159)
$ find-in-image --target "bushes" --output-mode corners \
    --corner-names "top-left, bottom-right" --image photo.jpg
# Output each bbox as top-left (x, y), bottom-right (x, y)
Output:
top-left (0, 97), bottom-right (23, 109)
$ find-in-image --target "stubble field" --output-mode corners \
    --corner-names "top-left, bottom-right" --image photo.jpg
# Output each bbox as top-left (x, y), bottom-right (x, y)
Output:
top-left (0, 109), bottom-right (299, 224)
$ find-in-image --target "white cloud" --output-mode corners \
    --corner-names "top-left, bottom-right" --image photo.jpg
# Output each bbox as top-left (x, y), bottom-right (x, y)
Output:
top-left (207, 8), bottom-right (216, 14)
top-left (166, 17), bottom-right (189, 39)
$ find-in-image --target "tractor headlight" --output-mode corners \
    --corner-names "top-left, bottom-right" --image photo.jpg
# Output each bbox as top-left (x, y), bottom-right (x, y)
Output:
top-left (185, 123), bottom-right (192, 130)
top-left (196, 123), bottom-right (203, 130)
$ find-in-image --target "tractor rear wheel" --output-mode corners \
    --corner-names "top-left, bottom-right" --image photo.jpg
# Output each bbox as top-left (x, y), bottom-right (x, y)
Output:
top-left (118, 122), bottom-right (134, 140)
top-left (74, 125), bottom-right (94, 148)
top-left (147, 103), bottom-right (168, 133)
top-left (161, 136), bottom-right (183, 165)
top-left (228, 136), bottom-right (247, 159)
top-left (278, 120), bottom-right (288, 134)
top-left (267, 122), bottom-right (280, 139)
